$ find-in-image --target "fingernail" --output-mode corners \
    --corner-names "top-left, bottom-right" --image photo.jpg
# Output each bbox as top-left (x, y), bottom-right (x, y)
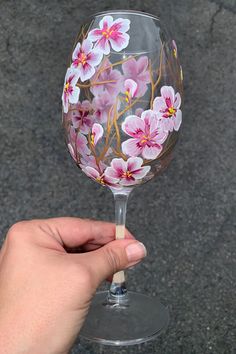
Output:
top-left (126, 242), bottom-right (147, 262)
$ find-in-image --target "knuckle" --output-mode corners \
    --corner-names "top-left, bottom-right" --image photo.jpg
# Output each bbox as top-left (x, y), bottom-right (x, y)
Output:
top-left (104, 247), bottom-right (121, 273)
top-left (7, 221), bottom-right (30, 242)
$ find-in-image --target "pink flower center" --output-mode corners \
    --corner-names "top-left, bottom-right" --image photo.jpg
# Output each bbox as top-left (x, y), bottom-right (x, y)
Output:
top-left (79, 109), bottom-right (89, 119)
top-left (122, 170), bottom-right (133, 179)
top-left (102, 28), bottom-right (114, 39)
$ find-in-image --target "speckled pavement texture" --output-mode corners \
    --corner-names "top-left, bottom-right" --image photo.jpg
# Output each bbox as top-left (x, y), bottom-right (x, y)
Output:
top-left (0, 0), bottom-right (235, 353)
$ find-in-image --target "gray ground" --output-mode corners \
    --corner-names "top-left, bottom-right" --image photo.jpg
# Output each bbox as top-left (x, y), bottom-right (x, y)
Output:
top-left (0, 0), bottom-right (235, 353)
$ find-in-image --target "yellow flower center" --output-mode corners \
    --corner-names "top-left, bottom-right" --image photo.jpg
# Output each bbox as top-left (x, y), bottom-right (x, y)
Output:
top-left (80, 52), bottom-right (87, 65)
top-left (140, 135), bottom-right (150, 144)
top-left (122, 171), bottom-right (133, 178)
top-left (173, 48), bottom-right (177, 58)
top-left (125, 90), bottom-right (131, 103)
top-left (64, 82), bottom-right (69, 93)
top-left (102, 29), bottom-right (114, 39)
top-left (96, 176), bottom-right (105, 185)
top-left (90, 133), bottom-right (95, 145)
top-left (168, 106), bottom-right (176, 116)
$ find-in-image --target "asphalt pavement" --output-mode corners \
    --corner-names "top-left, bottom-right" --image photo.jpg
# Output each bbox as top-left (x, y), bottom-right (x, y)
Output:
top-left (0, 0), bottom-right (235, 353)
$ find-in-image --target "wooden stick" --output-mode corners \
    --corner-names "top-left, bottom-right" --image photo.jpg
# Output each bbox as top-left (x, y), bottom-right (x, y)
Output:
top-left (112, 224), bottom-right (125, 284)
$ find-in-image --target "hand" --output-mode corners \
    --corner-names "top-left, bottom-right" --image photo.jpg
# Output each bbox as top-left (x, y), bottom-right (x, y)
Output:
top-left (0, 218), bottom-right (146, 354)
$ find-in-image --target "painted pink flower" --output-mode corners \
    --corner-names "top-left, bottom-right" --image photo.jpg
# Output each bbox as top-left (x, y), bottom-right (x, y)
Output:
top-left (62, 68), bottom-right (80, 113)
top-left (69, 100), bottom-right (93, 134)
top-left (68, 143), bottom-right (77, 162)
top-left (90, 58), bottom-right (123, 96)
top-left (104, 157), bottom-right (150, 186)
top-left (92, 91), bottom-right (115, 124)
top-left (80, 157), bottom-right (119, 187)
top-left (88, 15), bottom-right (130, 55)
top-left (82, 166), bottom-right (119, 187)
top-left (122, 56), bottom-right (150, 97)
top-left (91, 123), bottom-right (104, 146)
top-left (124, 79), bottom-right (137, 103)
top-left (172, 40), bottom-right (178, 59)
top-left (69, 127), bottom-right (90, 157)
top-left (122, 110), bottom-right (168, 160)
top-left (71, 39), bottom-right (103, 82)
top-left (153, 86), bottom-right (182, 133)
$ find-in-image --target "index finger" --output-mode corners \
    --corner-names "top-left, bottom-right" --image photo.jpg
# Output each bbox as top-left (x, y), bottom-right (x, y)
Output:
top-left (38, 217), bottom-right (134, 248)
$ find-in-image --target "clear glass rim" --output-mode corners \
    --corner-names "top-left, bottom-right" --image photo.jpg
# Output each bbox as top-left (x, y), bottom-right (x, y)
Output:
top-left (89, 9), bottom-right (160, 22)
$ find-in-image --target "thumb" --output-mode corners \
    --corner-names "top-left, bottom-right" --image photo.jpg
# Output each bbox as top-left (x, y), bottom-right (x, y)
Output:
top-left (79, 239), bottom-right (147, 287)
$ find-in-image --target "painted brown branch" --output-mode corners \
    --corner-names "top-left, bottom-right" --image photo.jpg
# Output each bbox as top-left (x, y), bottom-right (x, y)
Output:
top-left (87, 134), bottom-right (100, 170)
top-left (76, 79), bottom-right (117, 89)
top-left (117, 96), bottom-right (141, 119)
top-left (111, 147), bottom-right (127, 160)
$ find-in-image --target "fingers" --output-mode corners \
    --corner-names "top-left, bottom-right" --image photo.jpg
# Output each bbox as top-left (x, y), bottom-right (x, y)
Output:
top-left (76, 239), bottom-right (147, 287)
top-left (40, 217), bottom-right (134, 248)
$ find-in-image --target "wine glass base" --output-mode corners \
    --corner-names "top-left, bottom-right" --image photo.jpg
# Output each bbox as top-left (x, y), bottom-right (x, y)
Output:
top-left (80, 291), bottom-right (169, 346)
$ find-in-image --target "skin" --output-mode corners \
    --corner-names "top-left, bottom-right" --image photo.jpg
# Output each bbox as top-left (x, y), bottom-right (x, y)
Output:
top-left (0, 218), bottom-right (146, 354)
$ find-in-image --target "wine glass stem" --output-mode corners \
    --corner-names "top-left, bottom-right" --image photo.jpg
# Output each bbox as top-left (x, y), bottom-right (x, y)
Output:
top-left (107, 190), bottom-right (132, 303)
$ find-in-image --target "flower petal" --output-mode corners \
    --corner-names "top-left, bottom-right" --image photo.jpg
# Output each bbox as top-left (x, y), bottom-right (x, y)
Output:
top-left (111, 18), bottom-right (130, 33)
top-left (96, 36), bottom-right (110, 55)
top-left (132, 165), bottom-right (151, 179)
top-left (124, 79), bottom-right (138, 98)
top-left (110, 158), bottom-right (127, 175)
top-left (122, 115), bottom-right (145, 138)
top-left (69, 69), bottom-right (80, 86)
top-left (72, 42), bottom-right (81, 61)
top-left (109, 32), bottom-right (130, 52)
top-left (68, 143), bottom-right (77, 162)
top-left (122, 57), bottom-right (137, 76)
top-left (142, 145), bottom-right (162, 160)
top-left (136, 56), bottom-right (149, 74)
top-left (141, 109), bottom-right (155, 128)
top-left (87, 29), bottom-right (102, 42)
top-left (83, 166), bottom-right (100, 179)
top-left (126, 156), bottom-right (143, 171)
top-left (122, 138), bottom-right (142, 157)
top-left (92, 123), bottom-right (104, 145)
top-left (174, 92), bottom-right (181, 109)
top-left (80, 64), bottom-right (95, 82)
top-left (87, 49), bottom-right (103, 67)
top-left (69, 86), bottom-right (80, 104)
top-left (120, 178), bottom-right (137, 186)
top-left (153, 96), bottom-right (166, 112)
top-left (62, 91), bottom-right (69, 113)
top-left (76, 133), bottom-right (90, 155)
top-left (173, 109), bottom-right (182, 131)
top-left (99, 15), bottom-right (114, 30)
top-left (160, 86), bottom-right (175, 106)
top-left (81, 38), bottom-right (93, 54)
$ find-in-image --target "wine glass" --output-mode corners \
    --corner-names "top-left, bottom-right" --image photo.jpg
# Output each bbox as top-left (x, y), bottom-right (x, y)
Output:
top-left (62, 10), bottom-right (183, 346)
